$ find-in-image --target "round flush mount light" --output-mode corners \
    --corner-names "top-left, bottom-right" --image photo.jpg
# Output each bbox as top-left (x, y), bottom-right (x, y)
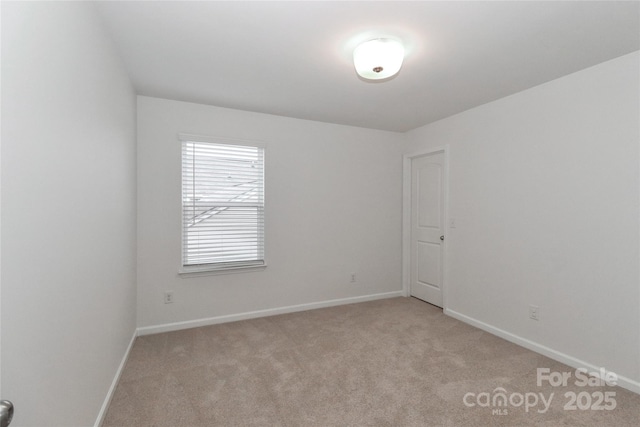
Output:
top-left (353, 38), bottom-right (405, 80)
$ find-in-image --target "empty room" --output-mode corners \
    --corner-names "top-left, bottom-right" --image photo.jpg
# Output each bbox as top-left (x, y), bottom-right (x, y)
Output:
top-left (1, 1), bottom-right (639, 426)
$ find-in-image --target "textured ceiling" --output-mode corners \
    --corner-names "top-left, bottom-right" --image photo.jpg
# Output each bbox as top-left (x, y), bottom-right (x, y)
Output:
top-left (96, 1), bottom-right (640, 132)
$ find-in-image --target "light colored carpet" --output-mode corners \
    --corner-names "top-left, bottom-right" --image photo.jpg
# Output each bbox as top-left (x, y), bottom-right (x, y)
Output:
top-left (103, 297), bottom-right (640, 426)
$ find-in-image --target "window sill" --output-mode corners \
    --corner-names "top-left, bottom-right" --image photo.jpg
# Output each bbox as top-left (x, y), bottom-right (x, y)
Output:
top-left (178, 263), bottom-right (267, 278)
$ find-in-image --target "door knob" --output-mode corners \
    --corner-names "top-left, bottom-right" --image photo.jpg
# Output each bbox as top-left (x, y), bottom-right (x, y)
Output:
top-left (0, 400), bottom-right (14, 427)
top-left (440, 235), bottom-right (444, 241)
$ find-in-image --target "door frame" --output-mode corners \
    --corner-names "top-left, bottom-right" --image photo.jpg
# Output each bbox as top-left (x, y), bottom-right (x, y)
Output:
top-left (402, 145), bottom-right (450, 308)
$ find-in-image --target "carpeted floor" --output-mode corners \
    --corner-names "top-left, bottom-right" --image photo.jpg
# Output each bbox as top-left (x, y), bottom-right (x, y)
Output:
top-left (103, 297), bottom-right (640, 426)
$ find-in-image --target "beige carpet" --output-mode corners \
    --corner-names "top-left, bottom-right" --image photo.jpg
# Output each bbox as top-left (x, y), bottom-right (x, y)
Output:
top-left (103, 297), bottom-right (640, 426)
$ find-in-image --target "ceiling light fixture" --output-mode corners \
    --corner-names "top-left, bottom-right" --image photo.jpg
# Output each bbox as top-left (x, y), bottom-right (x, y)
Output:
top-left (353, 38), bottom-right (405, 81)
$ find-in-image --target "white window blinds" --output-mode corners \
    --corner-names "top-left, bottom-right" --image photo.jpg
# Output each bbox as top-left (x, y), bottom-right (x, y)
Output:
top-left (181, 136), bottom-right (265, 270)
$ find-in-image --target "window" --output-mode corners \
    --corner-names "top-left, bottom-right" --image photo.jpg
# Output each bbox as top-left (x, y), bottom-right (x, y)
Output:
top-left (180, 134), bottom-right (265, 273)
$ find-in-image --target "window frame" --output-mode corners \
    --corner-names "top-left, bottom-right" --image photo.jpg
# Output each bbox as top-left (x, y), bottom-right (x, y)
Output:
top-left (178, 133), bottom-right (266, 277)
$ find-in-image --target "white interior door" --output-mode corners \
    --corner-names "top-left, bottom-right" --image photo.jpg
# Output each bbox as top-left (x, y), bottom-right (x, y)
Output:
top-left (410, 152), bottom-right (444, 307)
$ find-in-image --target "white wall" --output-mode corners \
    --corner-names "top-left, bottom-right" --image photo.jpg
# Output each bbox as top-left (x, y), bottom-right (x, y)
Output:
top-left (137, 96), bottom-right (404, 329)
top-left (1, 2), bottom-right (137, 426)
top-left (405, 52), bottom-right (640, 386)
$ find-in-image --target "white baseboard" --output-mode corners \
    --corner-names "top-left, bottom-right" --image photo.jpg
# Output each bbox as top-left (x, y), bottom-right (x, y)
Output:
top-left (444, 308), bottom-right (640, 395)
top-left (137, 291), bottom-right (404, 336)
top-left (94, 330), bottom-right (137, 427)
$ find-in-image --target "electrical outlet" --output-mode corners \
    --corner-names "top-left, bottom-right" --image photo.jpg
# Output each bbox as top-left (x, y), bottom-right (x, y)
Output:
top-left (529, 305), bottom-right (539, 321)
top-left (164, 291), bottom-right (174, 304)
top-left (350, 273), bottom-right (356, 283)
